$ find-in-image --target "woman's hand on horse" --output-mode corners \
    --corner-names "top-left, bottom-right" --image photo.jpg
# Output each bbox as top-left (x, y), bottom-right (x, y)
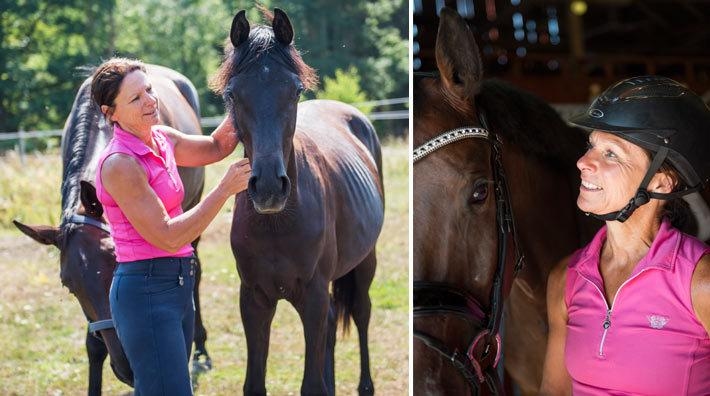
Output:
top-left (219, 158), bottom-right (251, 196)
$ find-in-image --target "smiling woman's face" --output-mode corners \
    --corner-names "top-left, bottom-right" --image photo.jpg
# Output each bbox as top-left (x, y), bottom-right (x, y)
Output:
top-left (576, 130), bottom-right (651, 215)
top-left (108, 70), bottom-right (160, 136)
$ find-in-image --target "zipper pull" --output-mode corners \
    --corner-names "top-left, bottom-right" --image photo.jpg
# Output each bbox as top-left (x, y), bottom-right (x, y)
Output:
top-left (178, 275), bottom-right (184, 286)
top-left (603, 309), bottom-right (612, 329)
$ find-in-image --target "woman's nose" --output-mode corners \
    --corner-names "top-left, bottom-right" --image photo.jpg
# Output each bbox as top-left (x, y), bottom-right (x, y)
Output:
top-left (577, 150), bottom-right (597, 173)
top-left (144, 93), bottom-right (157, 106)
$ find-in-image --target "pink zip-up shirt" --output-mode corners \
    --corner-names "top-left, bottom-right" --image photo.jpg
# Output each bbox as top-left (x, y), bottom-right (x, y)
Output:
top-left (95, 124), bottom-right (193, 262)
top-left (565, 219), bottom-right (710, 395)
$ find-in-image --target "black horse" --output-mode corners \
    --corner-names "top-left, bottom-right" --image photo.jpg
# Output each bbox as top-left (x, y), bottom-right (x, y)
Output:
top-left (210, 8), bottom-right (385, 395)
top-left (13, 64), bottom-right (212, 395)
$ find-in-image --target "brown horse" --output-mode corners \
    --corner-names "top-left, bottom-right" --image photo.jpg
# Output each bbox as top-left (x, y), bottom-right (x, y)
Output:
top-left (413, 8), bottom-right (600, 395)
top-left (209, 8), bottom-right (384, 395)
top-left (13, 64), bottom-right (212, 395)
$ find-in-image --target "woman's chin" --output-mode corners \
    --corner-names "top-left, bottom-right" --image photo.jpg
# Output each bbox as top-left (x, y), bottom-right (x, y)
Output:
top-left (577, 198), bottom-right (601, 215)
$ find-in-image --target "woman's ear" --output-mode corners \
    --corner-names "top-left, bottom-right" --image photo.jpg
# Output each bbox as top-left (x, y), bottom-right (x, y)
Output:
top-left (101, 105), bottom-right (115, 122)
top-left (650, 171), bottom-right (677, 194)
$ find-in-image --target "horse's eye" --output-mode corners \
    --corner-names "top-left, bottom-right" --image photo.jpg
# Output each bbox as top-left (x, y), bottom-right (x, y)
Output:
top-left (470, 179), bottom-right (489, 205)
top-left (295, 86), bottom-right (304, 98)
top-left (224, 89), bottom-right (234, 101)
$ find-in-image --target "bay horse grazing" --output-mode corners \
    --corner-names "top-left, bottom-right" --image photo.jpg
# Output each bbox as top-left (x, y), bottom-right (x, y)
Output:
top-left (13, 64), bottom-right (212, 395)
top-left (210, 8), bottom-right (384, 395)
top-left (413, 8), bottom-right (600, 395)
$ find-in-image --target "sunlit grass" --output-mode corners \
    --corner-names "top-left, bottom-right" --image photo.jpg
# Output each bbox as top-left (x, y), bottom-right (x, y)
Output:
top-left (0, 139), bottom-right (409, 395)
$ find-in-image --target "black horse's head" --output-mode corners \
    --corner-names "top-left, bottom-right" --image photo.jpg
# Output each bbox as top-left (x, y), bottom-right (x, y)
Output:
top-left (13, 181), bottom-right (133, 385)
top-left (211, 8), bottom-right (317, 214)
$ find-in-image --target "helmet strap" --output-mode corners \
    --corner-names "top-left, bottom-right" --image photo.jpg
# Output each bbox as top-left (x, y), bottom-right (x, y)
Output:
top-left (588, 146), bottom-right (669, 223)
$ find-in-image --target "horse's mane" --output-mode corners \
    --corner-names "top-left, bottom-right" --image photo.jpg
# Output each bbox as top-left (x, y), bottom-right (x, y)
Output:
top-left (60, 79), bottom-right (101, 222)
top-left (476, 79), bottom-right (587, 170)
top-left (210, 9), bottom-right (317, 95)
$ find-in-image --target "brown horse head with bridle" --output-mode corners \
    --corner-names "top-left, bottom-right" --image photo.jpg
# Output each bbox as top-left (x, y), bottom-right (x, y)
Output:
top-left (414, 7), bottom-right (594, 395)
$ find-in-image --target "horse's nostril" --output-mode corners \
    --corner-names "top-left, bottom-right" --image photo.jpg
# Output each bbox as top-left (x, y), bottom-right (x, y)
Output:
top-left (248, 176), bottom-right (258, 193)
top-left (280, 176), bottom-right (291, 195)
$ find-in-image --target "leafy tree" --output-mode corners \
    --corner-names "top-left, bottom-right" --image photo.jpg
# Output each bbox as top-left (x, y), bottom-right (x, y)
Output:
top-left (0, 1), bottom-right (115, 133)
top-left (316, 67), bottom-right (373, 114)
top-left (114, 0), bottom-right (232, 118)
top-left (0, 0), bottom-right (407, 141)
top-left (231, 0), bottom-right (408, 101)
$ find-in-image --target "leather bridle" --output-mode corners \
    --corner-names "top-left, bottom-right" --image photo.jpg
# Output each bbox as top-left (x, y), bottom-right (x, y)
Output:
top-left (63, 214), bottom-right (115, 335)
top-left (413, 114), bottom-right (525, 395)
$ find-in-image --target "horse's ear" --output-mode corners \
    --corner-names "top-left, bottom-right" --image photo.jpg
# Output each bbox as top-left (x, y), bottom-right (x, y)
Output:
top-left (13, 220), bottom-right (60, 247)
top-left (272, 8), bottom-right (294, 45)
top-left (231, 10), bottom-right (250, 48)
top-left (80, 180), bottom-right (104, 218)
top-left (435, 7), bottom-right (483, 96)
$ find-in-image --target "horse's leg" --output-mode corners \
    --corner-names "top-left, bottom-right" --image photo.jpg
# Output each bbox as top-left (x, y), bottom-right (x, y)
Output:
top-left (241, 284), bottom-right (277, 396)
top-left (191, 245), bottom-right (212, 374)
top-left (351, 251), bottom-right (376, 395)
top-left (324, 300), bottom-right (337, 395)
top-left (85, 330), bottom-right (107, 396)
top-left (296, 277), bottom-right (330, 396)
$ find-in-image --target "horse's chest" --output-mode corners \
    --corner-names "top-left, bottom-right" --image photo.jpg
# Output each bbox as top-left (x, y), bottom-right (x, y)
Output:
top-left (231, 217), bottom-right (331, 286)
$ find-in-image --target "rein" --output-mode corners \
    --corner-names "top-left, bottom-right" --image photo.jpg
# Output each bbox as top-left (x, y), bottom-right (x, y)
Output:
top-left (413, 115), bottom-right (525, 395)
top-left (64, 214), bottom-right (115, 335)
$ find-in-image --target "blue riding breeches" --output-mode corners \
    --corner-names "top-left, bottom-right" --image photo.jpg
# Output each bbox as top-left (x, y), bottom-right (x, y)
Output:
top-left (109, 256), bottom-right (196, 396)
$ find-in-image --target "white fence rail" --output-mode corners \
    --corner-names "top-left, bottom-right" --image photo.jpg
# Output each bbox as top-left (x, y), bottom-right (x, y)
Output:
top-left (1, 97), bottom-right (409, 163)
top-left (1, 97), bottom-right (410, 140)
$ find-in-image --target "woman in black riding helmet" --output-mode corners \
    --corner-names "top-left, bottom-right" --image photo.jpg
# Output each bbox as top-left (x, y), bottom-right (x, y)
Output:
top-left (541, 76), bottom-right (710, 395)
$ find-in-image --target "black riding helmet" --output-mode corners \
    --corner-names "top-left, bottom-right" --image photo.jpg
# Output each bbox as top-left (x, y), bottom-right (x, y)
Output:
top-left (569, 76), bottom-right (710, 222)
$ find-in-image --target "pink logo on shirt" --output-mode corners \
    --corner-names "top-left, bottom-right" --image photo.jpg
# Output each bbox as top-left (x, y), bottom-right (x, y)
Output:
top-left (647, 314), bottom-right (669, 329)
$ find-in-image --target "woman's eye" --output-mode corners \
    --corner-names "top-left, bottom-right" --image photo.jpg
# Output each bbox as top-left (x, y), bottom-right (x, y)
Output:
top-left (604, 150), bottom-right (617, 159)
top-left (470, 180), bottom-right (489, 205)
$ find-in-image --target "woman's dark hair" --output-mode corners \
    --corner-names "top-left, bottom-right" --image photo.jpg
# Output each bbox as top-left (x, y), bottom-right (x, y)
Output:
top-left (658, 162), bottom-right (696, 232)
top-left (90, 57), bottom-right (145, 111)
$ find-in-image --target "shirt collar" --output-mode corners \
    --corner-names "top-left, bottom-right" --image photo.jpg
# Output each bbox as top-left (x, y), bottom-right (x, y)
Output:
top-left (571, 218), bottom-right (680, 282)
top-left (113, 124), bottom-right (152, 156)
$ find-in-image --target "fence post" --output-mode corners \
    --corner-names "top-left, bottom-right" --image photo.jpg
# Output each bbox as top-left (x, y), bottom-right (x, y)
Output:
top-left (18, 127), bottom-right (26, 165)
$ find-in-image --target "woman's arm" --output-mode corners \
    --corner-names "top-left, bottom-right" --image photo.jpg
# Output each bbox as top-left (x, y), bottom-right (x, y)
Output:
top-left (691, 254), bottom-right (710, 333)
top-left (540, 256), bottom-right (572, 396)
top-left (100, 153), bottom-right (250, 252)
top-left (164, 116), bottom-right (238, 167)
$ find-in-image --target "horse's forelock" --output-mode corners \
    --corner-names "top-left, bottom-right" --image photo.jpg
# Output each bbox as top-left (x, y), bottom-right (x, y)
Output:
top-left (209, 21), bottom-right (318, 95)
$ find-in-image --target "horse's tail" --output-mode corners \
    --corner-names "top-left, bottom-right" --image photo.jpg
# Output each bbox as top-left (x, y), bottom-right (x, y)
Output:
top-left (332, 270), bottom-right (356, 335)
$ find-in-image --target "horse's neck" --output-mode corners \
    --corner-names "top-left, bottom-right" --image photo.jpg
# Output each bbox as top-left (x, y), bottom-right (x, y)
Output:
top-left (503, 147), bottom-right (583, 282)
top-left (61, 115), bottom-right (112, 219)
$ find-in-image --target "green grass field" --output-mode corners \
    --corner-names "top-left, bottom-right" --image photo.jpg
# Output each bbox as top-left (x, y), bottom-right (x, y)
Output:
top-left (0, 139), bottom-right (409, 395)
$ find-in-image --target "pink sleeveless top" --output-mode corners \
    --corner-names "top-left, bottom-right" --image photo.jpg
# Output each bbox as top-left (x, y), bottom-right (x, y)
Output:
top-left (565, 219), bottom-right (710, 395)
top-left (95, 124), bottom-right (193, 262)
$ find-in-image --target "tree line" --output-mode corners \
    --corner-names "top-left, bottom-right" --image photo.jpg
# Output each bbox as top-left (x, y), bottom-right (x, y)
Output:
top-left (0, 0), bottom-right (407, 141)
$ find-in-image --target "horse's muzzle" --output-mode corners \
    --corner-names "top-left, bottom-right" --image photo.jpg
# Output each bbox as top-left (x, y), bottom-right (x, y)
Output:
top-left (248, 174), bottom-right (291, 214)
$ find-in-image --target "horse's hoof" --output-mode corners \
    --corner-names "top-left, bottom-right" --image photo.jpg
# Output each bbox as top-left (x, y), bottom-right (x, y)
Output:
top-left (191, 351), bottom-right (213, 374)
top-left (358, 384), bottom-right (374, 396)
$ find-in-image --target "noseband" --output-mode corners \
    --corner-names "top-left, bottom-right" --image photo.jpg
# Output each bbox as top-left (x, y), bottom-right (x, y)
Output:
top-left (64, 214), bottom-right (115, 335)
top-left (413, 115), bottom-right (524, 395)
